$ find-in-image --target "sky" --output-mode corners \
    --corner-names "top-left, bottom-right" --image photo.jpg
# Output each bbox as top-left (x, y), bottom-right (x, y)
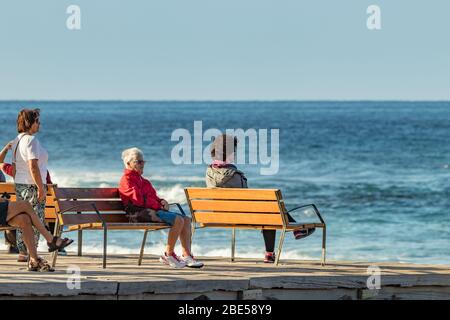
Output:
top-left (0, 0), bottom-right (449, 100)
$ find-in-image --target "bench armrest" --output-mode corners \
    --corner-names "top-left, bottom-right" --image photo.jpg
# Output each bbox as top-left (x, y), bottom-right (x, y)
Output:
top-left (168, 203), bottom-right (187, 216)
top-left (287, 204), bottom-right (325, 224)
top-left (89, 203), bottom-right (107, 227)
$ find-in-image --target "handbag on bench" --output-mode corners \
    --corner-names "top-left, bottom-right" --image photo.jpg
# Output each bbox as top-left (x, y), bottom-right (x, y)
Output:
top-left (125, 203), bottom-right (160, 223)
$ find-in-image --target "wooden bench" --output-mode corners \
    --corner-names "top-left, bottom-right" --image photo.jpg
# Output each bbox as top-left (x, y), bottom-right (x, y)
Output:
top-left (51, 187), bottom-right (175, 268)
top-left (0, 182), bottom-right (58, 232)
top-left (184, 187), bottom-right (326, 266)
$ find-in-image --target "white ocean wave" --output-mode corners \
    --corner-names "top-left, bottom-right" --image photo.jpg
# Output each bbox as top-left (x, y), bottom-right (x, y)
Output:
top-left (61, 242), bottom-right (316, 260)
top-left (49, 170), bottom-right (191, 204)
top-left (1, 238), bottom-right (447, 264)
top-left (151, 175), bottom-right (204, 182)
top-left (51, 169), bottom-right (203, 187)
top-left (157, 184), bottom-right (187, 204)
top-left (50, 170), bottom-right (122, 187)
top-left (0, 238), bottom-right (315, 260)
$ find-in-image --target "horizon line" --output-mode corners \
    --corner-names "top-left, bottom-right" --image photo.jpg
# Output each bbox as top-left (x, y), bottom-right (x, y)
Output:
top-left (1, 99), bottom-right (450, 103)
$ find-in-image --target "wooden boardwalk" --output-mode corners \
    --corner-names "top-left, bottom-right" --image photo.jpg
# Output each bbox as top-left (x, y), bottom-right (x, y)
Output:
top-left (0, 252), bottom-right (449, 300)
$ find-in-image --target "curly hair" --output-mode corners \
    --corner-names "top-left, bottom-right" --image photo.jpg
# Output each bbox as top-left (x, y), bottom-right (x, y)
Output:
top-left (17, 108), bottom-right (40, 133)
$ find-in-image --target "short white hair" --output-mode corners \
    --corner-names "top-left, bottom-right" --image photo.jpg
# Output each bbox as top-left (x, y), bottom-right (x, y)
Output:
top-left (121, 147), bottom-right (144, 167)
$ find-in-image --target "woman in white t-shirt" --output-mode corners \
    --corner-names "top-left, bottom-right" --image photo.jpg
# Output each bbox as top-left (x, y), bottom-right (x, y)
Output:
top-left (12, 108), bottom-right (51, 262)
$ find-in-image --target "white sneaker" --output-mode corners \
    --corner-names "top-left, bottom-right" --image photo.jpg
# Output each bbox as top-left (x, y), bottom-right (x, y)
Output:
top-left (159, 252), bottom-right (186, 269)
top-left (181, 254), bottom-right (204, 268)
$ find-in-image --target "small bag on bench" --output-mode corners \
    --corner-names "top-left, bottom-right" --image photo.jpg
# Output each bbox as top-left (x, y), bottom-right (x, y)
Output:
top-left (125, 203), bottom-right (159, 223)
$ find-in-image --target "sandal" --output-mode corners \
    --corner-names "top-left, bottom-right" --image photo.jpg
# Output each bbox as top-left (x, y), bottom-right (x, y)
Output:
top-left (17, 253), bottom-right (29, 262)
top-left (47, 236), bottom-right (74, 252)
top-left (37, 257), bottom-right (55, 272)
top-left (28, 257), bottom-right (55, 272)
top-left (27, 258), bottom-right (39, 272)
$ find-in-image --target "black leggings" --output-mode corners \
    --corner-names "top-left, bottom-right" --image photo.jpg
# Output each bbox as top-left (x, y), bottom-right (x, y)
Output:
top-left (262, 213), bottom-right (296, 252)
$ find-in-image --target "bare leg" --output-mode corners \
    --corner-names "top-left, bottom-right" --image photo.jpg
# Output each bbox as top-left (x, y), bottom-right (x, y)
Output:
top-left (6, 201), bottom-right (53, 243)
top-left (7, 214), bottom-right (39, 261)
top-left (165, 216), bottom-right (184, 255)
top-left (179, 217), bottom-right (192, 257)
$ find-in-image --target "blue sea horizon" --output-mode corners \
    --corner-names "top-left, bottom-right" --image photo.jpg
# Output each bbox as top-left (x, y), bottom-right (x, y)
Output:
top-left (1, 101), bottom-right (449, 265)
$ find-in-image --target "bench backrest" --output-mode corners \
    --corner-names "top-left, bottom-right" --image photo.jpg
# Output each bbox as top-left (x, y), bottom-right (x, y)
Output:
top-left (54, 187), bottom-right (128, 225)
top-left (0, 182), bottom-right (58, 223)
top-left (184, 187), bottom-right (288, 227)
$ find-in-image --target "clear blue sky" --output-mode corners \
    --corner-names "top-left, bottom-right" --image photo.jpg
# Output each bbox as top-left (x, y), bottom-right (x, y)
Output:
top-left (0, 0), bottom-right (449, 100)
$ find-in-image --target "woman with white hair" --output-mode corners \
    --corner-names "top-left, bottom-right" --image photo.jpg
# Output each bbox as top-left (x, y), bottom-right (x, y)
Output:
top-left (118, 147), bottom-right (203, 269)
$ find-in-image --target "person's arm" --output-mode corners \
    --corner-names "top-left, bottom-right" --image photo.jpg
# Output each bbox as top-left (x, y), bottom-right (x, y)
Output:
top-left (24, 137), bottom-right (45, 202)
top-left (0, 163), bottom-right (13, 177)
top-left (119, 177), bottom-right (146, 207)
top-left (28, 159), bottom-right (45, 202)
top-left (0, 142), bottom-right (12, 163)
top-left (144, 181), bottom-right (163, 210)
top-left (160, 199), bottom-right (169, 211)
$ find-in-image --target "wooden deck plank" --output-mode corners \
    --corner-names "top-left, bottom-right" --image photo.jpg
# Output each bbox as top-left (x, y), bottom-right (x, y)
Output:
top-left (0, 252), bottom-right (448, 299)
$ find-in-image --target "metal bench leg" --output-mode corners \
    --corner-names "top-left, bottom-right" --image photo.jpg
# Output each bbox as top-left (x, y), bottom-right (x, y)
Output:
top-left (275, 228), bottom-right (286, 266)
top-left (231, 228), bottom-right (236, 262)
top-left (138, 230), bottom-right (149, 266)
top-left (321, 226), bottom-right (327, 266)
top-left (51, 221), bottom-right (62, 268)
top-left (103, 227), bottom-right (108, 269)
top-left (78, 230), bottom-right (83, 256)
top-left (190, 222), bottom-right (196, 246)
top-left (76, 210), bottom-right (82, 256)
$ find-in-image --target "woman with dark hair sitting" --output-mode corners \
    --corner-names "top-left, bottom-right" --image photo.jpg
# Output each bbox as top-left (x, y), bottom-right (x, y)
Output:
top-left (0, 195), bottom-right (73, 271)
top-left (205, 134), bottom-right (315, 263)
top-left (0, 152), bottom-right (18, 254)
top-left (1, 140), bottom-right (66, 256)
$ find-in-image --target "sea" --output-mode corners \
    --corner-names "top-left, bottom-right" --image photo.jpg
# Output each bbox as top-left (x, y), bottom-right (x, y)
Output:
top-left (1, 101), bottom-right (449, 265)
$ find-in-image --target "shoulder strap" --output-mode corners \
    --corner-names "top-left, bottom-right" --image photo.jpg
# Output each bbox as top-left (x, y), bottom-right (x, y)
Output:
top-left (12, 134), bottom-right (28, 164)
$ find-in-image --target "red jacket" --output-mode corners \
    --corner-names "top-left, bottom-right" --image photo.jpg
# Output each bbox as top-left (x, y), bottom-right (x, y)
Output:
top-left (118, 169), bottom-right (163, 210)
top-left (1, 163), bottom-right (53, 184)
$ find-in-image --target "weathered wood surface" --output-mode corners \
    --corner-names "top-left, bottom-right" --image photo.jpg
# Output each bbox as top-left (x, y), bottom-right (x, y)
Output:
top-left (0, 252), bottom-right (449, 300)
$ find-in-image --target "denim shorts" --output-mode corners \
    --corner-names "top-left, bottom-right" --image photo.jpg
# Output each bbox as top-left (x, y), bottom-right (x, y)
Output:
top-left (156, 210), bottom-right (186, 226)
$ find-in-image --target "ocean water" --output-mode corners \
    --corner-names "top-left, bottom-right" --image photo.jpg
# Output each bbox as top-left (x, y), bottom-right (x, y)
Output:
top-left (1, 101), bottom-right (449, 265)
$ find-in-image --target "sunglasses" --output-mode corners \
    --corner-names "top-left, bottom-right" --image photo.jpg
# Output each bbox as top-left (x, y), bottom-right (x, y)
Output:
top-left (133, 160), bottom-right (146, 165)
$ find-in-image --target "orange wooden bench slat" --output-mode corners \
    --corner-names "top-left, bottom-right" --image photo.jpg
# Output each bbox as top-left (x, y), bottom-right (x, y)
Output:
top-left (67, 223), bottom-right (170, 231)
top-left (186, 187), bottom-right (279, 201)
top-left (198, 223), bottom-right (287, 230)
top-left (9, 195), bottom-right (56, 206)
top-left (55, 187), bottom-right (119, 199)
top-left (0, 183), bottom-right (56, 195)
top-left (0, 183), bottom-right (57, 222)
top-left (193, 211), bottom-right (284, 226)
top-left (44, 208), bottom-right (57, 219)
top-left (190, 199), bottom-right (281, 213)
top-left (0, 183), bottom-right (18, 194)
